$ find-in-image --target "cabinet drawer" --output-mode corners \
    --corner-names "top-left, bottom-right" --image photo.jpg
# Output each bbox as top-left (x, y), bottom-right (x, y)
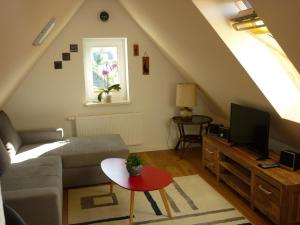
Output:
top-left (204, 159), bottom-right (217, 173)
top-left (254, 175), bottom-right (281, 224)
top-left (203, 143), bottom-right (217, 174)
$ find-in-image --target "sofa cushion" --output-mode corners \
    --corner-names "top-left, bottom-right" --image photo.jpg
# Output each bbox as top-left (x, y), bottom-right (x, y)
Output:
top-left (1, 156), bottom-right (62, 194)
top-left (61, 134), bottom-right (129, 168)
top-left (1, 156), bottom-right (63, 225)
top-left (0, 111), bottom-right (22, 154)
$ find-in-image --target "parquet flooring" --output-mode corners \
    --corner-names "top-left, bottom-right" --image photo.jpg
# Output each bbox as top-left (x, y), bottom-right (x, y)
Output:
top-left (63, 148), bottom-right (273, 225)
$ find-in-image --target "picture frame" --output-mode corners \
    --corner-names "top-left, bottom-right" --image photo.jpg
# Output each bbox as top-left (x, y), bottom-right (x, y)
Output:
top-left (142, 56), bottom-right (149, 75)
top-left (54, 61), bottom-right (62, 69)
top-left (133, 44), bottom-right (139, 56)
top-left (62, 52), bottom-right (71, 61)
top-left (70, 44), bottom-right (78, 52)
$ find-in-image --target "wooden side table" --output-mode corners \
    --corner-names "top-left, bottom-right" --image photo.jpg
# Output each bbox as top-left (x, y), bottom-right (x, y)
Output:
top-left (172, 115), bottom-right (213, 157)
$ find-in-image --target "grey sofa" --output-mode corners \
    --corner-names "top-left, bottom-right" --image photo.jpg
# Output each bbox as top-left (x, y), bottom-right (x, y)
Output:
top-left (0, 111), bottom-right (129, 225)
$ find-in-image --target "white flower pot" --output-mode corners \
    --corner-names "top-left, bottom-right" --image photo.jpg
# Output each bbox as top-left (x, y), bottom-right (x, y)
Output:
top-left (104, 93), bottom-right (112, 103)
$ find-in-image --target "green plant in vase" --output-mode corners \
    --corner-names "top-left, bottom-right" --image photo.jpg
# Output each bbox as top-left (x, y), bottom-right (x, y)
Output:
top-left (126, 154), bottom-right (145, 176)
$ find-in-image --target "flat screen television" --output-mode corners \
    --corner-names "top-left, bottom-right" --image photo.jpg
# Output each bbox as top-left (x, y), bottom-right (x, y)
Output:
top-left (229, 103), bottom-right (270, 159)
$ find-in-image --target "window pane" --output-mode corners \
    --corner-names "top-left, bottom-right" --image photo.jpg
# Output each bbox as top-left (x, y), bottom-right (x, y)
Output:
top-left (83, 38), bottom-right (129, 104)
top-left (91, 47), bottom-right (119, 92)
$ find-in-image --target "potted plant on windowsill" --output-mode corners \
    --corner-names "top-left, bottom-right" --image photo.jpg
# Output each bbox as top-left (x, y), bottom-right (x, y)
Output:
top-left (126, 154), bottom-right (145, 176)
top-left (97, 84), bottom-right (121, 103)
top-left (97, 63), bottom-right (121, 103)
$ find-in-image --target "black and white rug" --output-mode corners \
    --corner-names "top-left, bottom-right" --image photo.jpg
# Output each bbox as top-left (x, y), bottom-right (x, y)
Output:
top-left (68, 175), bottom-right (251, 225)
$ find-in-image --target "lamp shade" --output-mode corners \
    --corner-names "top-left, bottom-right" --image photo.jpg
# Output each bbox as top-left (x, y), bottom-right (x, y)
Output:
top-left (176, 83), bottom-right (196, 108)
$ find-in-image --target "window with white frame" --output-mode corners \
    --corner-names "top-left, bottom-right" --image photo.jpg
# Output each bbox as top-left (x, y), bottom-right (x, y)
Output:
top-left (83, 38), bottom-right (129, 104)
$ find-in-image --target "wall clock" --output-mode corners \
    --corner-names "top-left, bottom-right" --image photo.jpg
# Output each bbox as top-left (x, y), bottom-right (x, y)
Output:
top-left (99, 11), bottom-right (109, 22)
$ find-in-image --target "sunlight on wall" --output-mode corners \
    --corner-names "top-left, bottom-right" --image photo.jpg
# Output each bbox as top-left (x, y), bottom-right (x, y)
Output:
top-left (193, 0), bottom-right (300, 123)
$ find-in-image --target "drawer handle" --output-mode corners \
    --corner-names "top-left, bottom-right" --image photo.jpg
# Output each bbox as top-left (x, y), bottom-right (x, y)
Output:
top-left (205, 149), bottom-right (214, 154)
top-left (258, 185), bottom-right (272, 195)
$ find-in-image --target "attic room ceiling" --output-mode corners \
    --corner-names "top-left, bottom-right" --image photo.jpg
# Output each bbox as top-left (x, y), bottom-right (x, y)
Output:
top-left (193, 0), bottom-right (300, 124)
top-left (119, 0), bottom-right (300, 149)
top-left (0, 0), bottom-right (84, 107)
top-left (1, 0), bottom-right (300, 150)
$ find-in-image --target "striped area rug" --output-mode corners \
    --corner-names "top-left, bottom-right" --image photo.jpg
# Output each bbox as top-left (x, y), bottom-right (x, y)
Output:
top-left (68, 175), bottom-right (251, 225)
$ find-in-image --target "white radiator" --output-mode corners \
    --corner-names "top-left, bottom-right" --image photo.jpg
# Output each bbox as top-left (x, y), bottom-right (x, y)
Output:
top-left (75, 113), bottom-right (142, 146)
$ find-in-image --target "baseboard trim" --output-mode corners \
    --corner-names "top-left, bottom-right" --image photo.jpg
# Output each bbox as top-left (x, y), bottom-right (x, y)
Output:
top-left (128, 145), bottom-right (173, 153)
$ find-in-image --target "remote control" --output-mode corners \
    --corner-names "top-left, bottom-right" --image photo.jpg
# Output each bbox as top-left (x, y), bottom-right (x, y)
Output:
top-left (258, 162), bottom-right (280, 169)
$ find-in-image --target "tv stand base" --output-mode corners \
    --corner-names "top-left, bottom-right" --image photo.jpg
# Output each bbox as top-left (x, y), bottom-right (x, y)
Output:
top-left (202, 135), bottom-right (300, 225)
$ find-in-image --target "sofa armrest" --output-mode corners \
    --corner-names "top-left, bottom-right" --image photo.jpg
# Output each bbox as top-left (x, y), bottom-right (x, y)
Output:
top-left (3, 188), bottom-right (62, 225)
top-left (18, 129), bottom-right (64, 145)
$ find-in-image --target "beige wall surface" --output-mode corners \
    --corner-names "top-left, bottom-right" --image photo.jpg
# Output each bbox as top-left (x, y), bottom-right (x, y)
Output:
top-left (119, 0), bottom-right (300, 150)
top-left (0, 0), bottom-right (84, 108)
top-left (3, 0), bottom-right (214, 152)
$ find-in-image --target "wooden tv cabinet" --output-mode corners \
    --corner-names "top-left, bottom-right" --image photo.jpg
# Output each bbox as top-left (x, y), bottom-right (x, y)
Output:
top-left (202, 135), bottom-right (300, 225)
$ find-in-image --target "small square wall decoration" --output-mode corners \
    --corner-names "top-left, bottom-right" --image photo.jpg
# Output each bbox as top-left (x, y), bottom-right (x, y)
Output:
top-left (54, 61), bottom-right (62, 69)
top-left (70, 44), bottom-right (78, 52)
top-left (62, 52), bottom-right (71, 61)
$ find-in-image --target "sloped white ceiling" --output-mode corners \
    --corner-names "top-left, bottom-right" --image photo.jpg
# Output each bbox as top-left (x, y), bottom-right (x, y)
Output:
top-left (119, 0), bottom-right (300, 149)
top-left (0, 0), bottom-right (84, 107)
top-left (250, 0), bottom-right (300, 74)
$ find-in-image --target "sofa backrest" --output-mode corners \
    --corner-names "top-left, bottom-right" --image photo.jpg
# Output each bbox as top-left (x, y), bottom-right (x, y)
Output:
top-left (0, 184), bottom-right (5, 225)
top-left (0, 140), bottom-right (10, 177)
top-left (0, 139), bottom-right (9, 225)
top-left (0, 111), bottom-right (22, 154)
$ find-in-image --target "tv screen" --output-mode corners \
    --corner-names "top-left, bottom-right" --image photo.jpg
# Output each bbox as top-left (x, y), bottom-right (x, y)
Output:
top-left (229, 103), bottom-right (270, 159)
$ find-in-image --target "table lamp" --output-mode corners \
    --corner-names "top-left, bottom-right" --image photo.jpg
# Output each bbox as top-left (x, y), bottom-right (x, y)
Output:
top-left (176, 83), bottom-right (196, 117)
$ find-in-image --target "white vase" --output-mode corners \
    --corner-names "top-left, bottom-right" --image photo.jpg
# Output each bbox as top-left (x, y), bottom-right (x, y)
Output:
top-left (104, 93), bottom-right (112, 103)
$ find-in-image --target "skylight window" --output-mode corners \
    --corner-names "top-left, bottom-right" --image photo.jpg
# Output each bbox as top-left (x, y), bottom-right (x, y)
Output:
top-left (193, 0), bottom-right (300, 123)
top-left (234, 0), bottom-right (251, 11)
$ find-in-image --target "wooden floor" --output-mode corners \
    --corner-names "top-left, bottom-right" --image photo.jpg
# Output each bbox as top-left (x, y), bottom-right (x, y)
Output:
top-left (63, 148), bottom-right (273, 225)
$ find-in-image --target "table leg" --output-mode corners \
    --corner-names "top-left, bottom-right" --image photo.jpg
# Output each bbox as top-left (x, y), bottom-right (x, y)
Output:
top-left (110, 182), bottom-right (114, 194)
top-left (159, 189), bottom-right (172, 218)
top-left (129, 191), bottom-right (135, 225)
top-left (175, 140), bottom-right (181, 151)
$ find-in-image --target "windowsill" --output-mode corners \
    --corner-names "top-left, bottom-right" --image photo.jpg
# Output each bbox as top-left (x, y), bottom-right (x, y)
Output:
top-left (84, 100), bottom-right (131, 107)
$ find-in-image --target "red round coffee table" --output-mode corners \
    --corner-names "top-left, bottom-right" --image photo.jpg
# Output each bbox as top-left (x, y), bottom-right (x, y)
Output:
top-left (101, 158), bottom-right (173, 225)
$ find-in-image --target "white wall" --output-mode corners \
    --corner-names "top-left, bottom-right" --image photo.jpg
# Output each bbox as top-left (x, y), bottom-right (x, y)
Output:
top-left (118, 0), bottom-right (300, 150)
top-left (3, 0), bottom-right (214, 152)
top-left (0, 0), bottom-right (84, 107)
